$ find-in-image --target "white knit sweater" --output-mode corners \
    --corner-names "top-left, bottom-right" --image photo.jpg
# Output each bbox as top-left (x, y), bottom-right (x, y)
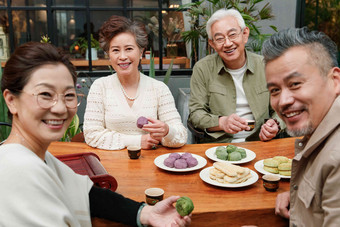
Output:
top-left (83, 73), bottom-right (187, 150)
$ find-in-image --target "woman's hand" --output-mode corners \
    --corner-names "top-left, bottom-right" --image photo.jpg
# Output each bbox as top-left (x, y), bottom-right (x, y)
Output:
top-left (140, 196), bottom-right (191, 227)
top-left (142, 118), bottom-right (169, 142)
top-left (259, 119), bottom-right (280, 141)
top-left (141, 134), bottom-right (160, 150)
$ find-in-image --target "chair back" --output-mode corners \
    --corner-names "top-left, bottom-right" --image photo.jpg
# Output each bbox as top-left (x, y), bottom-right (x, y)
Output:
top-left (186, 119), bottom-right (206, 144)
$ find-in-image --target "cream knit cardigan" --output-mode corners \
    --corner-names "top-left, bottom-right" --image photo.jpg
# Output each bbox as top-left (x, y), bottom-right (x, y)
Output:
top-left (83, 73), bottom-right (187, 150)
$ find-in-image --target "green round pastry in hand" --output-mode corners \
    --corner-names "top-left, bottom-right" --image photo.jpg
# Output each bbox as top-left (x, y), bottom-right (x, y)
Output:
top-left (228, 151), bottom-right (242, 161)
top-left (176, 196), bottom-right (194, 217)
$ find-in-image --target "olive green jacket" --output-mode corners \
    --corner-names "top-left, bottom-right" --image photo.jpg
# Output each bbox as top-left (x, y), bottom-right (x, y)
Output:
top-left (189, 50), bottom-right (277, 143)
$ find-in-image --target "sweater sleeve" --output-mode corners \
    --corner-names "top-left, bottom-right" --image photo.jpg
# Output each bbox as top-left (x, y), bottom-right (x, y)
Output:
top-left (89, 186), bottom-right (142, 226)
top-left (0, 150), bottom-right (81, 226)
top-left (156, 83), bottom-right (187, 147)
top-left (83, 79), bottom-right (142, 150)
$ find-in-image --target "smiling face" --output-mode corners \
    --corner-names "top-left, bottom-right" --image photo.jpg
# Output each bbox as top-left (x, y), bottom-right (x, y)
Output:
top-left (208, 16), bottom-right (249, 69)
top-left (266, 46), bottom-right (340, 137)
top-left (108, 32), bottom-right (143, 77)
top-left (10, 64), bottom-right (77, 145)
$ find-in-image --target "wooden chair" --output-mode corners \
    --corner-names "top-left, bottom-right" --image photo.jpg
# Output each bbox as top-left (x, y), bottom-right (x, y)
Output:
top-left (71, 132), bottom-right (85, 143)
top-left (187, 119), bottom-right (206, 144)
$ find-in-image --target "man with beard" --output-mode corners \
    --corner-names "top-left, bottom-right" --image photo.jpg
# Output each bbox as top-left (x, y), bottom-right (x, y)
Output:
top-left (188, 8), bottom-right (281, 143)
top-left (263, 27), bottom-right (340, 226)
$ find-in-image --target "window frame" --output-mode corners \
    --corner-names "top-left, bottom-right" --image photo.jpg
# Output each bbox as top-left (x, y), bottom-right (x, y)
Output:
top-left (0, 0), bottom-right (194, 76)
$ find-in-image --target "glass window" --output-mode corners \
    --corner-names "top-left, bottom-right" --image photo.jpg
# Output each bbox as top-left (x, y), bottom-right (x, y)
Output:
top-left (161, 0), bottom-right (185, 8)
top-left (12, 10), bottom-right (47, 48)
top-left (162, 10), bottom-right (188, 69)
top-left (304, 0), bottom-right (340, 58)
top-left (132, 11), bottom-right (159, 56)
top-left (0, 10), bottom-right (9, 62)
top-left (54, 0), bottom-right (85, 6)
top-left (129, 0), bottom-right (158, 8)
top-left (11, 0), bottom-right (46, 6)
top-left (1, 0), bottom-right (193, 72)
top-left (54, 11), bottom-right (87, 57)
top-left (89, 0), bottom-right (123, 7)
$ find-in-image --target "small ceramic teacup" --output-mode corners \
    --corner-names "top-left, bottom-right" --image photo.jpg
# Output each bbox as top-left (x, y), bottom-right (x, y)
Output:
top-left (127, 146), bottom-right (141, 159)
top-left (246, 120), bottom-right (255, 131)
top-left (262, 174), bottom-right (281, 192)
top-left (145, 188), bottom-right (164, 205)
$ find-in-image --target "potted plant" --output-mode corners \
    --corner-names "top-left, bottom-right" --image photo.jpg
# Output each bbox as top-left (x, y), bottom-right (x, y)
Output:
top-left (70, 34), bottom-right (100, 60)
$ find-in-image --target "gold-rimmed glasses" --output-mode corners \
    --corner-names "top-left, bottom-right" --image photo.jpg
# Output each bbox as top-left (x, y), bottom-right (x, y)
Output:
top-left (213, 28), bottom-right (244, 45)
top-left (22, 89), bottom-right (84, 109)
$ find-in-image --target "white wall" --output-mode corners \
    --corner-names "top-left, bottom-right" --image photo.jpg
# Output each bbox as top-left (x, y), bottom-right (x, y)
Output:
top-left (258, 0), bottom-right (297, 33)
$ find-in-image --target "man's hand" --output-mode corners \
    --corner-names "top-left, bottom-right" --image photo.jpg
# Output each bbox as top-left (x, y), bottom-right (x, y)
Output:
top-left (218, 114), bottom-right (249, 134)
top-left (259, 119), bottom-right (280, 141)
top-left (275, 191), bottom-right (290, 219)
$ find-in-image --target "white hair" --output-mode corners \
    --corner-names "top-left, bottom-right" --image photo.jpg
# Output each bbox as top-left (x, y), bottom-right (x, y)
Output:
top-left (206, 8), bottom-right (246, 40)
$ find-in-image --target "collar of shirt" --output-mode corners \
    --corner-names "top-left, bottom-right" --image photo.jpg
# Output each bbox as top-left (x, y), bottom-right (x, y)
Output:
top-left (216, 50), bottom-right (256, 76)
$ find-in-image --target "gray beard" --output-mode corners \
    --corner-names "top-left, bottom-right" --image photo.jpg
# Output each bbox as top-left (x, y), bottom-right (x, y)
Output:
top-left (286, 122), bottom-right (314, 137)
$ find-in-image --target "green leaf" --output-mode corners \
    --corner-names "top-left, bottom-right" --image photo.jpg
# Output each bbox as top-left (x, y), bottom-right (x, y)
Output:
top-left (149, 50), bottom-right (155, 78)
top-left (163, 59), bottom-right (174, 85)
top-left (60, 114), bottom-right (80, 142)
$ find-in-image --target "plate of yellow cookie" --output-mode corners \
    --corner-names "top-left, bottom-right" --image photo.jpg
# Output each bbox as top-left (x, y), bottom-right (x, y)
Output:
top-left (199, 162), bottom-right (259, 188)
top-left (254, 158), bottom-right (292, 179)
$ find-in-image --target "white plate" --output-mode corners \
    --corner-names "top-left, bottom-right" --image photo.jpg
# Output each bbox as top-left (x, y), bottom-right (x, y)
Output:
top-left (254, 160), bottom-right (291, 179)
top-left (154, 153), bottom-right (207, 172)
top-left (205, 146), bottom-right (256, 164)
top-left (199, 166), bottom-right (259, 188)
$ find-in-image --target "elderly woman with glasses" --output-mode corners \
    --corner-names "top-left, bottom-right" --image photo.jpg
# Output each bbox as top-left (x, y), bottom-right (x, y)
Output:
top-left (83, 15), bottom-right (187, 150)
top-left (0, 42), bottom-right (191, 227)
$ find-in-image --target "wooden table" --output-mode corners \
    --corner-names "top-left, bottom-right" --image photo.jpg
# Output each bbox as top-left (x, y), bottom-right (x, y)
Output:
top-left (48, 137), bottom-right (296, 227)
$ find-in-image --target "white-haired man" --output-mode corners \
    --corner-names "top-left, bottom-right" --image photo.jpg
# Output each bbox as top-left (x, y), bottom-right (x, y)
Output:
top-left (189, 8), bottom-right (281, 143)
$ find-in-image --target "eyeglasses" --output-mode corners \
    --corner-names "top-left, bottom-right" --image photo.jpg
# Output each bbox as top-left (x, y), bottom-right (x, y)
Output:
top-left (213, 29), bottom-right (243, 45)
top-left (22, 90), bottom-right (84, 109)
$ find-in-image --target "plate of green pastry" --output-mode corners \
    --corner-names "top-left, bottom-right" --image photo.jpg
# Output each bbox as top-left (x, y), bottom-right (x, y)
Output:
top-left (205, 145), bottom-right (256, 164)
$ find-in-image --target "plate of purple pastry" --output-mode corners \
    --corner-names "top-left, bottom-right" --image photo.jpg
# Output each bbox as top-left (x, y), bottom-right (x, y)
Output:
top-left (154, 152), bottom-right (207, 172)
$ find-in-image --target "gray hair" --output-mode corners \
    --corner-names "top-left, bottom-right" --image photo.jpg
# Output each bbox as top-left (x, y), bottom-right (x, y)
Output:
top-left (206, 8), bottom-right (246, 40)
top-left (262, 27), bottom-right (339, 76)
